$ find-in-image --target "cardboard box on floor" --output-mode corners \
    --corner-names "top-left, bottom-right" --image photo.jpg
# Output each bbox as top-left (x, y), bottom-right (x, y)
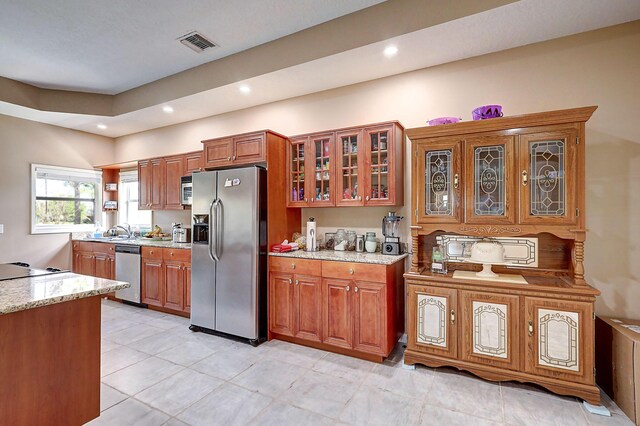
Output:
top-left (596, 316), bottom-right (640, 425)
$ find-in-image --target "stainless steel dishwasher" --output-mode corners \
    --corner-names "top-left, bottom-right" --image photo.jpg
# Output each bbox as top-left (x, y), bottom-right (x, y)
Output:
top-left (115, 245), bottom-right (142, 304)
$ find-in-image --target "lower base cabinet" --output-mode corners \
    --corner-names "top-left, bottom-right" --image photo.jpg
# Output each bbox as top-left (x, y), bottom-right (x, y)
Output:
top-left (269, 256), bottom-right (404, 361)
top-left (405, 277), bottom-right (600, 404)
top-left (141, 247), bottom-right (191, 315)
top-left (72, 242), bottom-right (115, 279)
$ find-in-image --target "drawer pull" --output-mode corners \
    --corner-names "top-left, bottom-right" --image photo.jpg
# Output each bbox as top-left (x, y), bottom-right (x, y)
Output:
top-left (354, 286), bottom-right (358, 293)
top-left (349, 268), bottom-right (354, 275)
top-left (288, 278), bottom-right (292, 285)
top-left (291, 263), bottom-right (296, 270)
top-left (346, 285), bottom-right (350, 292)
top-left (295, 279), bottom-right (299, 285)
top-left (450, 309), bottom-right (456, 325)
top-left (528, 320), bottom-right (534, 337)
top-left (227, 156), bottom-right (231, 161)
top-left (454, 173), bottom-right (459, 189)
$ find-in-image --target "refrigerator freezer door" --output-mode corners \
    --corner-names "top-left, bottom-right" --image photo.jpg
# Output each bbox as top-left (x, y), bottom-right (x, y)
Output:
top-left (215, 167), bottom-right (262, 339)
top-left (191, 171), bottom-right (217, 330)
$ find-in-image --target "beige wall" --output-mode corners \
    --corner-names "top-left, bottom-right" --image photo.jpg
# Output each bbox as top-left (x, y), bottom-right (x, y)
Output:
top-left (0, 115), bottom-right (115, 269)
top-left (115, 22), bottom-right (640, 319)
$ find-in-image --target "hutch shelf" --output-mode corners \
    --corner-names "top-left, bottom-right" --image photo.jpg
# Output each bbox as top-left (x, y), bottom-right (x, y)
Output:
top-left (404, 106), bottom-right (601, 404)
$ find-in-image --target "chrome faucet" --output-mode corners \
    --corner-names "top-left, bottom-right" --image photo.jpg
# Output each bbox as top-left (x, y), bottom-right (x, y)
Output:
top-left (109, 224), bottom-right (132, 238)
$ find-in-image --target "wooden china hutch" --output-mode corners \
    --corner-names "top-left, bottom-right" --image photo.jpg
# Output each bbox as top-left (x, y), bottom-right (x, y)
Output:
top-left (404, 106), bottom-right (601, 404)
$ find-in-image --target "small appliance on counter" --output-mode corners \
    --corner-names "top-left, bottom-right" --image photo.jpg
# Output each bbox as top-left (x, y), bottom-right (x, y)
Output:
top-left (382, 211), bottom-right (403, 255)
top-left (306, 217), bottom-right (317, 251)
top-left (172, 223), bottom-right (189, 243)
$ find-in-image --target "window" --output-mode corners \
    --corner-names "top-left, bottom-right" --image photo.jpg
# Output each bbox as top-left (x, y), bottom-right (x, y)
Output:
top-left (31, 164), bottom-right (102, 234)
top-left (118, 170), bottom-right (151, 230)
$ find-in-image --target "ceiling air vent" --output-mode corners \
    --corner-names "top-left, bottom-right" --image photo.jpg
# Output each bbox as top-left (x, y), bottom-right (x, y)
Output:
top-left (178, 31), bottom-right (217, 53)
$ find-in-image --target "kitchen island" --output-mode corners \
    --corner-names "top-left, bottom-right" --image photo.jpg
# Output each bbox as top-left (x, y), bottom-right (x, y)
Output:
top-left (0, 270), bottom-right (129, 425)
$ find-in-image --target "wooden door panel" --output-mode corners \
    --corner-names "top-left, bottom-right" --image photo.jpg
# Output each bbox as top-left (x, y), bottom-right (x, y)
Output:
top-left (150, 158), bottom-right (165, 210)
top-left (353, 281), bottom-right (386, 355)
top-left (203, 138), bottom-right (233, 168)
top-left (184, 151), bottom-right (203, 175)
top-left (164, 155), bottom-right (185, 210)
top-left (138, 160), bottom-right (151, 210)
top-left (322, 278), bottom-right (352, 348)
top-left (94, 254), bottom-right (111, 280)
top-left (460, 291), bottom-right (520, 370)
top-left (78, 252), bottom-right (95, 277)
top-left (407, 284), bottom-right (457, 359)
top-left (164, 260), bottom-right (184, 311)
top-left (335, 129), bottom-right (364, 206)
top-left (233, 134), bottom-right (265, 164)
top-left (524, 297), bottom-right (593, 385)
top-left (141, 259), bottom-right (163, 307)
top-left (269, 272), bottom-right (294, 336)
top-left (294, 274), bottom-right (322, 342)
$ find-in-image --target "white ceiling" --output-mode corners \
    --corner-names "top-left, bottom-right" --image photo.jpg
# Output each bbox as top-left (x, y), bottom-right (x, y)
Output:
top-left (0, 0), bottom-right (384, 94)
top-left (1, 0), bottom-right (639, 138)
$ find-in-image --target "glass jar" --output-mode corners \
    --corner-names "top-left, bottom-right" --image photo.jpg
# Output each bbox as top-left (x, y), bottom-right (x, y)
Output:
top-left (365, 232), bottom-right (377, 253)
top-left (335, 229), bottom-right (346, 245)
top-left (346, 230), bottom-right (357, 251)
top-left (325, 232), bottom-right (336, 250)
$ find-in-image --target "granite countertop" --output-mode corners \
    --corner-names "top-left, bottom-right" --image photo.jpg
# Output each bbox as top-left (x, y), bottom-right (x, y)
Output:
top-left (269, 250), bottom-right (408, 265)
top-left (74, 237), bottom-right (191, 249)
top-left (0, 272), bottom-right (130, 315)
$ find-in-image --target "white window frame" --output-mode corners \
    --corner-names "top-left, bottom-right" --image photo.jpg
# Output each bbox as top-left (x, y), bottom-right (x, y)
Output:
top-left (31, 164), bottom-right (102, 234)
top-left (118, 169), bottom-right (151, 229)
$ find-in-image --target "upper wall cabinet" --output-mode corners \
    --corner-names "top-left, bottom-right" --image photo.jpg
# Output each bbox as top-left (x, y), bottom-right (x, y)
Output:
top-left (202, 131), bottom-right (275, 169)
top-left (287, 122), bottom-right (404, 208)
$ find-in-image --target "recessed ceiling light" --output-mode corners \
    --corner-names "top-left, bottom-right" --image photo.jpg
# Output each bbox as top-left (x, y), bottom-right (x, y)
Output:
top-left (162, 105), bottom-right (174, 113)
top-left (384, 46), bottom-right (398, 57)
top-left (97, 124), bottom-right (107, 130)
top-left (239, 84), bottom-right (251, 94)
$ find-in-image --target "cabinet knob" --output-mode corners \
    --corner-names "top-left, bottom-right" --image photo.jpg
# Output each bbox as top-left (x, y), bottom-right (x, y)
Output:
top-left (170, 252), bottom-right (174, 256)
top-left (358, 196), bottom-right (362, 201)
top-left (288, 278), bottom-right (292, 284)
top-left (233, 155), bottom-right (236, 161)
top-left (354, 286), bottom-right (358, 293)
top-left (528, 319), bottom-right (534, 336)
top-left (295, 279), bottom-right (299, 285)
top-left (291, 263), bottom-right (296, 270)
top-left (150, 250), bottom-right (154, 255)
top-left (454, 174), bottom-right (459, 189)
top-left (522, 170), bottom-right (528, 186)
top-left (346, 285), bottom-right (350, 292)
top-left (311, 198), bottom-right (314, 203)
top-left (365, 196), bottom-right (370, 201)
top-left (450, 309), bottom-right (456, 325)
top-left (348, 268), bottom-right (354, 275)
top-left (304, 198), bottom-right (308, 202)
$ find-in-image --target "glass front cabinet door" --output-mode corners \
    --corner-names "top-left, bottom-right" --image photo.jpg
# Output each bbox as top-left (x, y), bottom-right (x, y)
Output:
top-left (415, 139), bottom-right (462, 224)
top-left (287, 137), bottom-right (309, 207)
top-left (407, 284), bottom-right (457, 359)
top-left (518, 129), bottom-right (578, 224)
top-left (335, 129), bottom-right (364, 207)
top-left (309, 133), bottom-right (335, 207)
top-left (364, 125), bottom-right (397, 206)
top-left (464, 135), bottom-right (516, 224)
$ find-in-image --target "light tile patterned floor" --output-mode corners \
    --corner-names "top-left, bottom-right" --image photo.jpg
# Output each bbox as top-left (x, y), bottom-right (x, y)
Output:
top-left (89, 299), bottom-right (633, 425)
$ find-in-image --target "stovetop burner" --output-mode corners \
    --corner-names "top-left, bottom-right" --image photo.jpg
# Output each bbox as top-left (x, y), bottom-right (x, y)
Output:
top-left (0, 264), bottom-right (63, 281)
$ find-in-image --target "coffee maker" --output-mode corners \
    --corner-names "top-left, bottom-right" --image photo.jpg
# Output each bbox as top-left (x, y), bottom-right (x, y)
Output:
top-left (382, 212), bottom-right (403, 255)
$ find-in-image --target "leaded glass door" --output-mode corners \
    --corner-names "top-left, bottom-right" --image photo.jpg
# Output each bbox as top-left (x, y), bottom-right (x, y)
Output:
top-left (519, 130), bottom-right (577, 224)
top-left (415, 139), bottom-right (462, 224)
top-left (464, 136), bottom-right (516, 224)
top-left (287, 137), bottom-right (309, 207)
top-left (336, 129), bottom-right (364, 207)
top-left (309, 133), bottom-right (335, 207)
top-left (524, 297), bottom-right (592, 384)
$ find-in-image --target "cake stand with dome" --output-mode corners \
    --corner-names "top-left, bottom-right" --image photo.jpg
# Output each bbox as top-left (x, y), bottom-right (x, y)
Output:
top-left (453, 239), bottom-right (527, 284)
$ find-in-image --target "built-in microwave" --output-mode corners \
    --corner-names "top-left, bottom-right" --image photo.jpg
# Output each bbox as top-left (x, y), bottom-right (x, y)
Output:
top-left (180, 176), bottom-right (193, 206)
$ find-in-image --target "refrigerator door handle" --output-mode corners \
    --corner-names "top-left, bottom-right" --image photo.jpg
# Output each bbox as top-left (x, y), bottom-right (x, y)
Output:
top-left (209, 198), bottom-right (219, 262)
top-left (214, 198), bottom-right (223, 260)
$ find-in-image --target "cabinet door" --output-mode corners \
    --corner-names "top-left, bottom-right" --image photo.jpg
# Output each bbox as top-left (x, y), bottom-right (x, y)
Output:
top-left (72, 247), bottom-right (80, 273)
top-left (233, 133), bottom-right (265, 165)
top-left (407, 284), bottom-right (457, 358)
top-left (415, 139), bottom-right (462, 224)
top-left (294, 274), bottom-right (322, 342)
top-left (78, 252), bottom-right (95, 276)
top-left (353, 281), bottom-right (386, 355)
top-left (308, 133), bottom-right (335, 207)
top-left (464, 135), bottom-right (516, 224)
top-left (322, 278), bottom-right (352, 349)
top-left (184, 263), bottom-right (192, 313)
top-left (203, 138), bottom-right (233, 168)
top-left (335, 129), bottom-right (364, 206)
top-left (164, 260), bottom-right (185, 311)
top-left (364, 125), bottom-right (395, 206)
top-left (460, 291), bottom-right (519, 370)
top-left (150, 158), bottom-right (165, 210)
top-left (519, 129), bottom-right (577, 224)
top-left (269, 272), bottom-right (294, 336)
top-left (141, 258), bottom-right (164, 307)
top-left (164, 155), bottom-right (185, 210)
top-left (287, 137), bottom-right (310, 207)
top-left (94, 253), bottom-right (112, 280)
top-left (138, 160), bottom-right (152, 210)
top-left (525, 297), bottom-right (594, 385)
top-left (184, 151), bottom-right (203, 175)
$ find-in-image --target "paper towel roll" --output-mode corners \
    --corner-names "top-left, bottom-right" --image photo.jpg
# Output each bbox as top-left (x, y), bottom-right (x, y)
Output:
top-left (306, 218), bottom-right (317, 251)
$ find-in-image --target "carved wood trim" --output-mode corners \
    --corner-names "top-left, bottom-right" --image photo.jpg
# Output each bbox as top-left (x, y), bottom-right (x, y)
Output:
top-left (573, 241), bottom-right (586, 286)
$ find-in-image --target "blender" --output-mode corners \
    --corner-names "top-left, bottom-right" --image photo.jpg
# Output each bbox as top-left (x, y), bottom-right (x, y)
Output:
top-left (382, 211), bottom-right (403, 255)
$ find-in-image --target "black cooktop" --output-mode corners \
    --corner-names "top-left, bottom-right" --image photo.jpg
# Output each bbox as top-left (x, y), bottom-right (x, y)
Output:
top-left (0, 264), bottom-right (60, 281)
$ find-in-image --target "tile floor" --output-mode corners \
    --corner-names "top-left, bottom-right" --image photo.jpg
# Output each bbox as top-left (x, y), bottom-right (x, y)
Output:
top-left (91, 299), bottom-right (633, 425)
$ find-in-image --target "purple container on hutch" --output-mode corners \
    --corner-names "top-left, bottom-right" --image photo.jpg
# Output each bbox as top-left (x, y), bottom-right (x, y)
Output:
top-left (472, 104), bottom-right (503, 120)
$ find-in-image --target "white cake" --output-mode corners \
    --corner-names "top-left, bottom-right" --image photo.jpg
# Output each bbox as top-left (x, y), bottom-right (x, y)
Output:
top-left (470, 240), bottom-right (505, 264)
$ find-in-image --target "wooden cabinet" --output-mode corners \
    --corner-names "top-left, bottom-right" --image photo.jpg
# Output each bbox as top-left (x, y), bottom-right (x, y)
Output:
top-left (269, 256), bottom-right (404, 361)
top-left (202, 132), bottom-right (269, 169)
top-left (138, 158), bottom-right (166, 210)
top-left (141, 247), bottom-right (191, 314)
top-left (184, 151), bottom-right (204, 175)
top-left (286, 122), bottom-right (404, 208)
top-left (164, 155), bottom-right (184, 210)
top-left (407, 284), bottom-right (457, 359)
top-left (138, 159), bottom-right (152, 210)
top-left (72, 242), bottom-right (115, 280)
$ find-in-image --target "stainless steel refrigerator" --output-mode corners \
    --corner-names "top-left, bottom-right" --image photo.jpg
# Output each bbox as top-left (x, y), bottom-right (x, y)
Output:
top-left (190, 166), bottom-right (267, 345)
